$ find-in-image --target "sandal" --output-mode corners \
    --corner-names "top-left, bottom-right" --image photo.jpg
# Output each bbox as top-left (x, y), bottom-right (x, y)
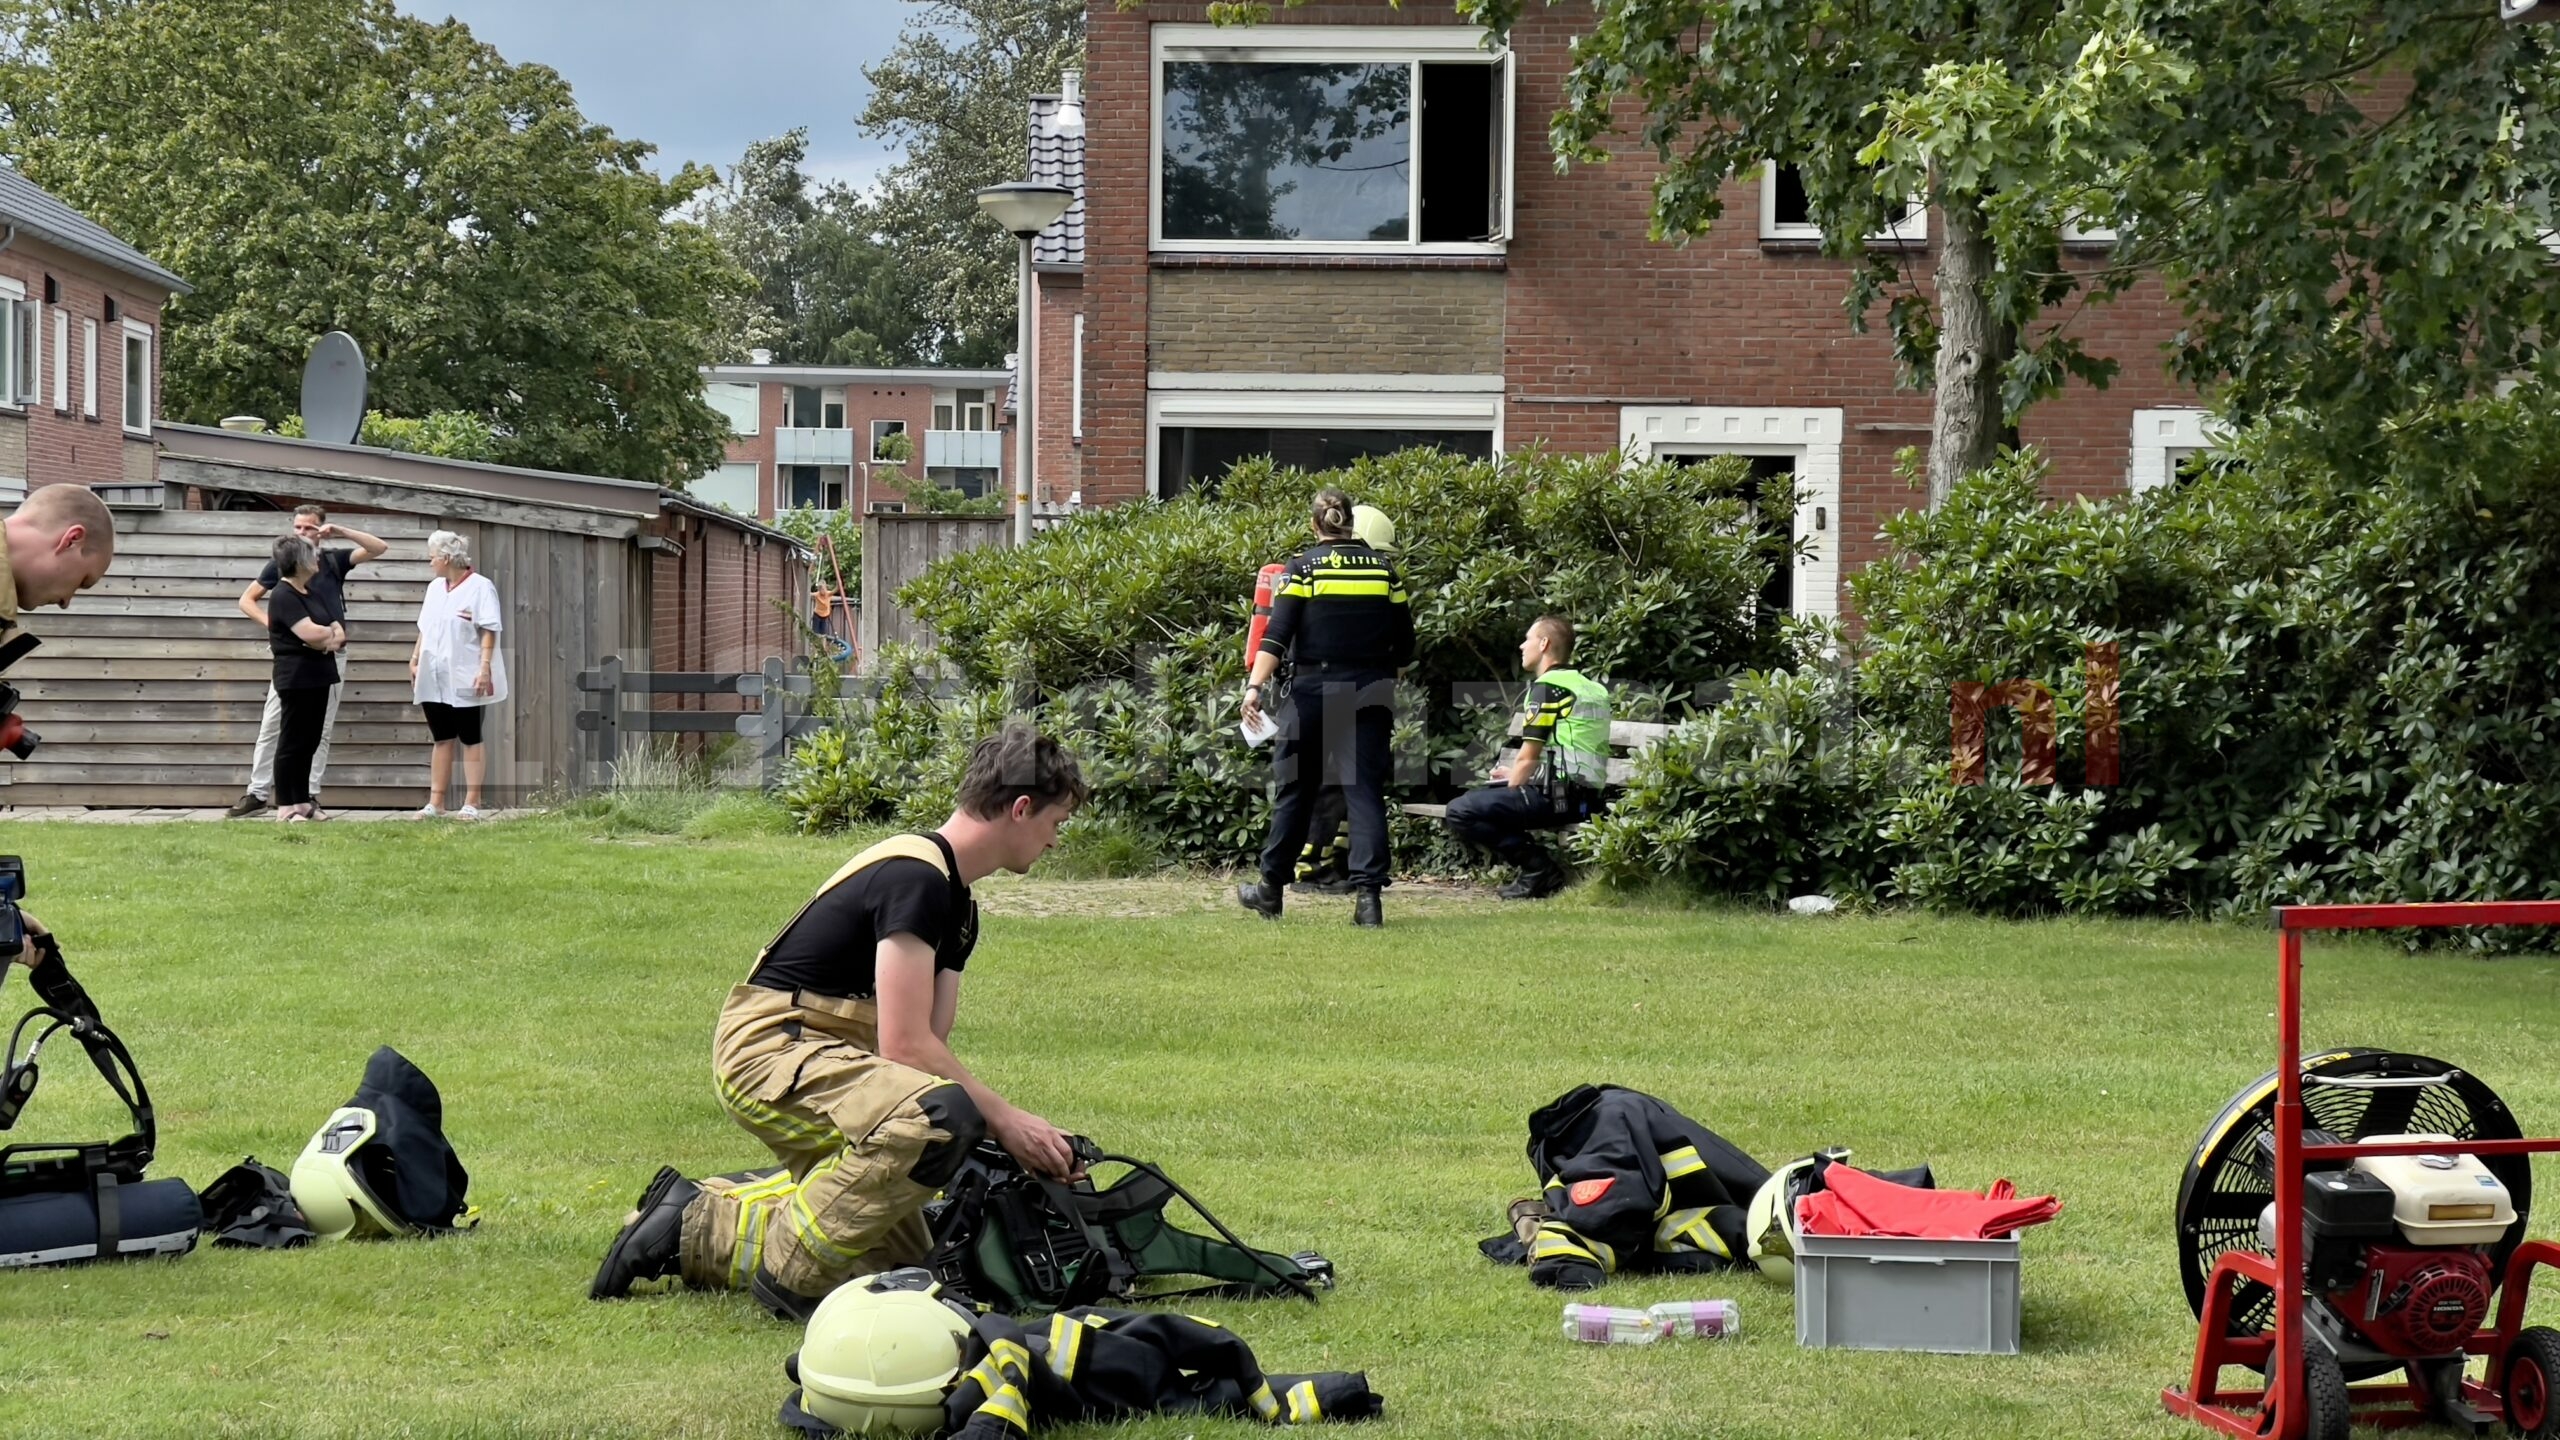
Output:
top-left (456, 805), bottom-right (482, 820)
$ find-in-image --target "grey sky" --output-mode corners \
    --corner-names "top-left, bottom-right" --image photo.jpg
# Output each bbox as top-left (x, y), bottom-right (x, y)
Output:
top-left (394, 1), bottom-right (918, 192)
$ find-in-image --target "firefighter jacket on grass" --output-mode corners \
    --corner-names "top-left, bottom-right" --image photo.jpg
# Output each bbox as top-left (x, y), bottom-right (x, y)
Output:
top-left (780, 1305), bottom-right (1383, 1438)
top-left (1478, 1084), bottom-right (1770, 1290)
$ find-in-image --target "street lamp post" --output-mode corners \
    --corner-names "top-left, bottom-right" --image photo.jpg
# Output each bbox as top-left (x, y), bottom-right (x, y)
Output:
top-left (974, 181), bottom-right (1076, 546)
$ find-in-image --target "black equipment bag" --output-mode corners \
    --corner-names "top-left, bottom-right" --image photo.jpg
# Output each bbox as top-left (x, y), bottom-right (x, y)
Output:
top-left (925, 1139), bottom-right (1333, 1316)
top-left (0, 934), bottom-right (198, 1267)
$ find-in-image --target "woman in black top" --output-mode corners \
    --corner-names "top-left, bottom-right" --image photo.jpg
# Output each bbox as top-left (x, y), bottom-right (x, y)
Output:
top-left (265, 535), bottom-right (348, 822)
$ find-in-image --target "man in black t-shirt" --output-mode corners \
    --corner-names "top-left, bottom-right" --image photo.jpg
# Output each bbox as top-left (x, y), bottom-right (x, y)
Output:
top-left (226, 504), bottom-right (389, 818)
top-left (593, 724), bottom-right (1093, 1322)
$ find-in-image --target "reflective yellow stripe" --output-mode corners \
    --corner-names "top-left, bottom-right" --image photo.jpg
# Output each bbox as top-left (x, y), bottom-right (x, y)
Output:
top-left (963, 1357), bottom-right (1012, 1398)
top-left (988, 1338), bottom-right (1031, 1380)
top-left (784, 1152), bottom-right (865, 1265)
top-left (1045, 1312), bottom-right (1085, 1380)
top-left (1530, 1221), bottom-right (1615, 1272)
top-left (714, 1073), bottom-right (841, 1147)
top-left (1308, 578), bottom-right (1391, 597)
top-left (1249, 1381), bottom-right (1281, 1421)
top-left (980, 1381), bottom-right (1032, 1433)
top-left (1661, 1145), bottom-right (1705, 1180)
top-left (1279, 579), bottom-right (1312, 598)
top-left (1656, 1206), bottom-right (1730, 1258)
top-left (1285, 1380), bottom-right (1323, 1424)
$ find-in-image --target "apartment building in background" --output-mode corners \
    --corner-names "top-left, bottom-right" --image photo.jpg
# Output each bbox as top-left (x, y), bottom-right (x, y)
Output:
top-left (1023, 1), bottom-right (2213, 621)
top-left (0, 165), bottom-right (188, 500)
top-left (696, 358), bottom-right (1014, 521)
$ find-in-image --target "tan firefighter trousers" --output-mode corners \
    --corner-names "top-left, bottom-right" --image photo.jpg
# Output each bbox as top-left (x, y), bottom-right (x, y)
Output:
top-left (679, 983), bottom-right (978, 1298)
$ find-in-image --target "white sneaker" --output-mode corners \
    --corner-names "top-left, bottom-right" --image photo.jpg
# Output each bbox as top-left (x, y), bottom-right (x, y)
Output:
top-left (415, 804), bottom-right (442, 818)
top-left (456, 805), bottom-right (481, 820)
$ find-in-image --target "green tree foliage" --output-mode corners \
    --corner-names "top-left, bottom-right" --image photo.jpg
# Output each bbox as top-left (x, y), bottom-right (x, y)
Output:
top-left (0, 0), bottom-right (749, 484)
top-left (695, 129), bottom-right (937, 366)
top-left (861, 0), bottom-right (1084, 364)
top-left (276, 410), bottom-right (499, 461)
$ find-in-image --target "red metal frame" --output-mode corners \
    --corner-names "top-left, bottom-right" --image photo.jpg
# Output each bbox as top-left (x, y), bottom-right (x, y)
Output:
top-left (2162, 902), bottom-right (2560, 1439)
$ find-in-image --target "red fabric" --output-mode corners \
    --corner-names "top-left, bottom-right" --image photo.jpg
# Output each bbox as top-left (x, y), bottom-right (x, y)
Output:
top-left (1794, 1164), bottom-right (2063, 1240)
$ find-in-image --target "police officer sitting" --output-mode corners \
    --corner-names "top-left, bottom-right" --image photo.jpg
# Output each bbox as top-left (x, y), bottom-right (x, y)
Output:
top-left (1443, 616), bottom-right (1610, 900)
top-left (1237, 488), bottom-right (1413, 928)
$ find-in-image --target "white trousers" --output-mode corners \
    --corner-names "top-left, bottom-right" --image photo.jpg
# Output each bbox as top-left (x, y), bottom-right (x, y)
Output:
top-left (247, 681), bottom-right (345, 800)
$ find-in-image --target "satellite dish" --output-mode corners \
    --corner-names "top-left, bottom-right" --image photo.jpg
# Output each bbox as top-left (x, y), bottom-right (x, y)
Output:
top-left (300, 331), bottom-right (368, 445)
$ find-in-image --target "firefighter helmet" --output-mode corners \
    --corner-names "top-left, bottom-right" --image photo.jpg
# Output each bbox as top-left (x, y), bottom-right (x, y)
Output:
top-left (288, 1106), bottom-right (409, 1241)
top-left (796, 1269), bottom-right (976, 1435)
top-left (1350, 504), bottom-right (1396, 553)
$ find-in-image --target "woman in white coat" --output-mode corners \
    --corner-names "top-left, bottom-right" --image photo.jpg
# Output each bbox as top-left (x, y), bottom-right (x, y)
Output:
top-left (409, 530), bottom-right (508, 817)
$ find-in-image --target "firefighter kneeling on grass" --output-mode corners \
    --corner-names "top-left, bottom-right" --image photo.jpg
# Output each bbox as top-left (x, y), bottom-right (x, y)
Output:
top-left (592, 724), bottom-right (1091, 1321)
top-left (1441, 616), bottom-right (1609, 900)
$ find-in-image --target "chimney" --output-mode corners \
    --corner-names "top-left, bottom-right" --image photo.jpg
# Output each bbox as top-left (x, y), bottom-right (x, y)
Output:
top-left (749, 348), bottom-right (773, 365)
top-left (1054, 71), bottom-right (1085, 138)
top-left (218, 415), bottom-right (268, 433)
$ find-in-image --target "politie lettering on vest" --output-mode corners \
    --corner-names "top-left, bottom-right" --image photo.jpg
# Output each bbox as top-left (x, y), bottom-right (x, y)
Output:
top-left (1441, 616), bottom-right (1612, 901)
top-left (1236, 488), bottom-right (1416, 929)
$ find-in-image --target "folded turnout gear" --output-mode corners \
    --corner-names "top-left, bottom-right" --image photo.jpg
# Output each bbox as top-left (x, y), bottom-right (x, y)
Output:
top-left (926, 1139), bottom-right (1331, 1317)
top-left (778, 1267), bottom-right (1382, 1438)
top-left (0, 933), bottom-right (200, 1269)
top-left (1478, 1084), bottom-right (1771, 1290)
top-left (288, 1046), bottom-right (476, 1240)
top-left (1794, 1162), bottom-right (2062, 1240)
top-left (199, 1157), bottom-right (316, 1249)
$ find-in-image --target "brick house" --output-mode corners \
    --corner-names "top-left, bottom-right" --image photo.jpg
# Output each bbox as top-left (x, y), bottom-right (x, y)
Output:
top-left (1033, 2), bottom-right (2212, 621)
top-left (696, 360), bottom-right (1014, 521)
top-left (0, 166), bottom-right (188, 502)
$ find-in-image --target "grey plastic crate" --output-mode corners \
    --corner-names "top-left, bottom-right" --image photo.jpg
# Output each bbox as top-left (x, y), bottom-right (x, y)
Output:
top-left (1791, 1231), bottom-right (2023, 1355)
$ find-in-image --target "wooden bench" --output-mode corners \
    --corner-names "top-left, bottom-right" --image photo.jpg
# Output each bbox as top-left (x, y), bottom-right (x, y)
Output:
top-left (1400, 717), bottom-right (1675, 820)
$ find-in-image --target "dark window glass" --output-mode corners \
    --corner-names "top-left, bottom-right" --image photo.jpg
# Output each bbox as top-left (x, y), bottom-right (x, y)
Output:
top-left (1157, 425), bottom-right (1493, 498)
top-left (1772, 165), bottom-right (1814, 228)
top-left (788, 386), bottom-right (821, 428)
top-left (786, 465), bottom-right (844, 509)
top-left (1160, 61), bottom-right (1413, 243)
top-left (1418, 62), bottom-right (1496, 243)
top-left (1666, 452), bottom-right (1797, 624)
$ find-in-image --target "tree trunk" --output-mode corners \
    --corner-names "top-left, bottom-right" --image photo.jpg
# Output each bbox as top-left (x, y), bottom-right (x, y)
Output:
top-left (1927, 194), bottom-right (2009, 508)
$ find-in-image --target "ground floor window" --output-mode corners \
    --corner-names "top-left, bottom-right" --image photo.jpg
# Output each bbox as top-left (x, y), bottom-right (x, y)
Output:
top-left (926, 465), bottom-right (998, 499)
top-left (1147, 379), bottom-right (1504, 499)
top-left (783, 464), bottom-right (848, 510)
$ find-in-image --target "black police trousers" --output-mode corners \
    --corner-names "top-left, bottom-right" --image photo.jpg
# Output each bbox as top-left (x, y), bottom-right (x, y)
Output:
top-left (1443, 783), bottom-right (1595, 871)
top-left (1259, 670), bottom-right (1394, 891)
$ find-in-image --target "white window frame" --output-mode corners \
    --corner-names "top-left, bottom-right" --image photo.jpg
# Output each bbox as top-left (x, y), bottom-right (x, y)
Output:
top-left (962, 401), bottom-right (990, 432)
top-left (870, 418), bottom-right (909, 461)
top-left (1759, 163), bottom-right (1928, 246)
top-left (122, 319), bottom-right (153, 436)
top-left (51, 308), bottom-right (68, 412)
top-left (1151, 24), bottom-right (1514, 257)
top-left (1146, 373), bottom-right (1504, 497)
top-left (1619, 405), bottom-right (1845, 624)
top-left (1071, 313), bottom-right (1085, 442)
top-left (81, 317), bottom-right (97, 418)
top-left (0, 279), bottom-right (22, 411)
top-left (2061, 210), bottom-right (2119, 246)
top-left (21, 299), bottom-right (39, 409)
top-left (704, 380), bottom-right (761, 436)
top-left (2127, 407), bottom-right (2230, 493)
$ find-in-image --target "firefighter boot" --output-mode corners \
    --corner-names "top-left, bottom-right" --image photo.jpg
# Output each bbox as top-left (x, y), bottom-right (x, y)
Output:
top-left (1353, 887), bottom-right (1383, 928)
top-left (591, 1166), bottom-right (699, 1300)
top-left (1235, 880), bottom-right (1284, 920)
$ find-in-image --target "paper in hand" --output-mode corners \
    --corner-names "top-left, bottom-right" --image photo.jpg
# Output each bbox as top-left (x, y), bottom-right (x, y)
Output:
top-left (1239, 709), bottom-right (1279, 748)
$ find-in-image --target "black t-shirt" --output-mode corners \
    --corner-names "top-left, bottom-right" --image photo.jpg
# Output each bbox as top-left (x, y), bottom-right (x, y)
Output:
top-left (260, 547), bottom-right (357, 620)
top-left (749, 838), bottom-right (979, 999)
top-left (267, 581), bottom-right (343, 690)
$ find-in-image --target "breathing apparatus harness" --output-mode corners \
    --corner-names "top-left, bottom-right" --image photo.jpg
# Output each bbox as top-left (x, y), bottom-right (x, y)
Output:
top-left (0, 860), bottom-right (160, 1255)
top-left (926, 1134), bottom-right (1334, 1316)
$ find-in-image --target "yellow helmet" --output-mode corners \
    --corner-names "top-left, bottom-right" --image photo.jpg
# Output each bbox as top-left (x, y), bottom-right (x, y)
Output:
top-left (288, 1106), bottom-right (409, 1242)
top-left (1350, 504), bottom-right (1397, 553)
top-left (796, 1270), bottom-right (977, 1435)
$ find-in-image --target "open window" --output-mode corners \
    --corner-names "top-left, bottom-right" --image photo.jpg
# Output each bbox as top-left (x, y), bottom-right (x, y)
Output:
top-left (1154, 24), bottom-right (1513, 253)
top-left (1760, 163), bottom-right (1926, 245)
top-left (1149, 380), bottom-right (1502, 497)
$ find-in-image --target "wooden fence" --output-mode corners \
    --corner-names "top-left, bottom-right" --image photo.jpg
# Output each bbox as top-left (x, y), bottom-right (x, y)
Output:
top-left (1, 508), bottom-right (442, 808)
top-left (574, 656), bottom-right (823, 790)
top-left (857, 513), bottom-right (1009, 665)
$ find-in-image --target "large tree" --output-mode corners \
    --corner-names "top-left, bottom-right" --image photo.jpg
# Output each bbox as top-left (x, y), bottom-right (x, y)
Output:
top-left (0, 0), bottom-right (749, 484)
top-left (696, 130), bottom-right (940, 366)
top-left (1211, 1), bottom-right (2560, 504)
top-left (861, 0), bottom-right (1084, 365)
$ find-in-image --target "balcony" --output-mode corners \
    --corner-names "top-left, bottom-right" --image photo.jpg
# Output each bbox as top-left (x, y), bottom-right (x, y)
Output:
top-left (924, 429), bottom-right (1003, 470)
top-left (776, 427), bottom-right (854, 466)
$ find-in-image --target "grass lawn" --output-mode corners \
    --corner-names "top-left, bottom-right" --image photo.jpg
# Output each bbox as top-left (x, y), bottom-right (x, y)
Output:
top-left (2, 815), bottom-right (2557, 1439)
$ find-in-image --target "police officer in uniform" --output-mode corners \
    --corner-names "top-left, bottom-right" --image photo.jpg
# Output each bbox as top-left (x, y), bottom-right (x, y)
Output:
top-left (1442, 616), bottom-right (1610, 899)
top-left (592, 725), bottom-right (1091, 1321)
top-left (1237, 488), bottom-right (1413, 928)
top-left (1290, 503), bottom-right (1400, 896)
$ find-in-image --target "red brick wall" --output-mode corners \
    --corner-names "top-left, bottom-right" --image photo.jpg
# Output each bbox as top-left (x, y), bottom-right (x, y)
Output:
top-left (0, 235), bottom-right (169, 492)
top-left (715, 376), bottom-right (1015, 518)
top-left (1079, 1), bottom-right (2204, 596)
top-left (1036, 272), bottom-right (1085, 504)
top-left (646, 511), bottom-right (808, 724)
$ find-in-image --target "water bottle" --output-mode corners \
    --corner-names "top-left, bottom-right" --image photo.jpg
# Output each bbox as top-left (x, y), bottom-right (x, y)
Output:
top-left (1561, 1303), bottom-right (1661, 1345)
top-left (1649, 1299), bottom-right (1741, 1340)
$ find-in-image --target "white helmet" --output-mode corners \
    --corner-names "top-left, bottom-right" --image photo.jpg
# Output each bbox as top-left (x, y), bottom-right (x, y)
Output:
top-left (288, 1106), bottom-right (409, 1242)
top-left (797, 1270), bottom-right (977, 1435)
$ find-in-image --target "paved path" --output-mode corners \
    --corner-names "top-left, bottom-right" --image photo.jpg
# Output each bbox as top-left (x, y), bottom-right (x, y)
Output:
top-left (0, 807), bottom-right (533, 823)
